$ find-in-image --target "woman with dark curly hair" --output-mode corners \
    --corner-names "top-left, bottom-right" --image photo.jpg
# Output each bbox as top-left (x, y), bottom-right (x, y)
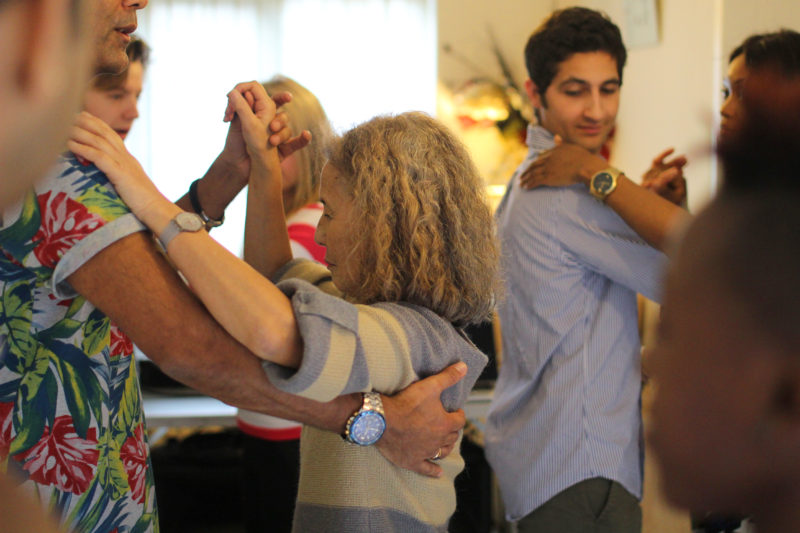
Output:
top-left (69, 81), bottom-right (500, 532)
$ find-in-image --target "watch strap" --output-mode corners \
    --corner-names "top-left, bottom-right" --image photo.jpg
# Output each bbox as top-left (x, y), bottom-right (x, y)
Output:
top-left (158, 212), bottom-right (205, 250)
top-left (189, 179), bottom-right (225, 230)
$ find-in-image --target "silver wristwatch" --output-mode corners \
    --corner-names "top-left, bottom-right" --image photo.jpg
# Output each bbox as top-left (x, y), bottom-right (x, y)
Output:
top-left (158, 212), bottom-right (205, 249)
top-left (342, 392), bottom-right (386, 446)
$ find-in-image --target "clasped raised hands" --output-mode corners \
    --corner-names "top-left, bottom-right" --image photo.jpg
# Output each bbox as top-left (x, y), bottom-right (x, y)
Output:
top-left (220, 81), bottom-right (311, 182)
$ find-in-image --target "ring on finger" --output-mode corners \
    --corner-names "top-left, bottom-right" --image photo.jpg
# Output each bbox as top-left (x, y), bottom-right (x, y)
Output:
top-left (430, 447), bottom-right (443, 461)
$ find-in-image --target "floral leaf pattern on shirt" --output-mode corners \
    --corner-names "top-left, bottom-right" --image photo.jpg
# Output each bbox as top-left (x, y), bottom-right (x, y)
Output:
top-left (14, 415), bottom-right (99, 494)
top-left (0, 279), bottom-right (35, 365)
top-left (0, 154), bottom-right (158, 532)
top-left (32, 191), bottom-right (104, 269)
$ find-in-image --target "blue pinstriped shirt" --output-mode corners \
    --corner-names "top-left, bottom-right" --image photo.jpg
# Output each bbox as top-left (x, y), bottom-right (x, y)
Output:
top-left (485, 125), bottom-right (667, 521)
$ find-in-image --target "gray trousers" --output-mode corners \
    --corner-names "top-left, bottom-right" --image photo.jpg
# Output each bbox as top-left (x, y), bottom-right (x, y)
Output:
top-left (516, 478), bottom-right (641, 533)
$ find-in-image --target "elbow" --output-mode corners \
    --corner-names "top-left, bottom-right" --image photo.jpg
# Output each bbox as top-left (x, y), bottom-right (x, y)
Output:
top-left (247, 314), bottom-right (302, 368)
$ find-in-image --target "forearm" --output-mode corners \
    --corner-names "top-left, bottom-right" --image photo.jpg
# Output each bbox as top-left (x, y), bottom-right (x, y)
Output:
top-left (139, 181), bottom-right (302, 368)
top-left (603, 174), bottom-right (690, 252)
top-left (572, 158), bottom-right (689, 253)
top-left (244, 157), bottom-right (293, 279)
top-left (170, 216), bottom-right (301, 367)
top-left (175, 154), bottom-right (246, 220)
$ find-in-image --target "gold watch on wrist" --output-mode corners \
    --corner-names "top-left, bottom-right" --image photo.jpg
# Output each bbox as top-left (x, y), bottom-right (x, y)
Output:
top-left (589, 167), bottom-right (622, 201)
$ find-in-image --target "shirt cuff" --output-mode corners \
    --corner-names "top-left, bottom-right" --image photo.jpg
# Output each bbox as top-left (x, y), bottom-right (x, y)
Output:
top-left (52, 213), bottom-right (147, 298)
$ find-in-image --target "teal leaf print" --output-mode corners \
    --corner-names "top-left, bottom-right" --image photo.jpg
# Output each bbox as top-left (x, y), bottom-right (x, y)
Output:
top-left (82, 310), bottom-right (110, 357)
top-left (96, 428), bottom-right (128, 501)
top-left (64, 296), bottom-right (87, 320)
top-left (132, 512), bottom-right (157, 533)
top-left (0, 189), bottom-right (41, 260)
top-left (0, 253), bottom-right (35, 284)
top-left (80, 183), bottom-right (131, 220)
top-left (38, 318), bottom-right (84, 345)
top-left (115, 363), bottom-right (142, 436)
top-left (17, 344), bottom-right (50, 403)
top-left (8, 347), bottom-right (50, 457)
top-left (0, 280), bottom-right (35, 369)
top-left (8, 405), bottom-right (45, 457)
top-left (48, 340), bottom-right (105, 440)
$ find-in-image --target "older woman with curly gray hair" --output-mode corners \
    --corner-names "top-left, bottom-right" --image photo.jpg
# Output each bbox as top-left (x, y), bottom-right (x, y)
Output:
top-left (70, 81), bottom-right (500, 532)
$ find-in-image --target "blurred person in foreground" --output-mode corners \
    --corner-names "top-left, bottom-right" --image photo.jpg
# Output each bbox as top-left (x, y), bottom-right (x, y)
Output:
top-left (650, 64), bottom-right (800, 533)
top-left (0, 0), bottom-right (94, 531)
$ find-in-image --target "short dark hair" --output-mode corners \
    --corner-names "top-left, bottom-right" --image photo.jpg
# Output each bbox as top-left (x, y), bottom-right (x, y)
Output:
top-left (91, 37), bottom-right (150, 92)
top-left (524, 7), bottom-right (627, 95)
top-left (729, 29), bottom-right (800, 77)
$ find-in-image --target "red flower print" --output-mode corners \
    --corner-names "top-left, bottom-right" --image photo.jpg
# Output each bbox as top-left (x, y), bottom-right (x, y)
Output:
top-left (120, 423), bottom-right (148, 504)
top-left (109, 325), bottom-right (133, 359)
top-left (14, 415), bottom-right (99, 495)
top-left (0, 401), bottom-right (14, 460)
top-left (32, 191), bottom-right (104, 269)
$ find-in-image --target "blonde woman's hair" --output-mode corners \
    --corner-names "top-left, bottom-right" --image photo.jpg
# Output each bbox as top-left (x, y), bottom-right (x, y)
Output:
top-left (263, 76), bottom-right (333, 215)
top-left (327, 112), bottom-right (500, 325)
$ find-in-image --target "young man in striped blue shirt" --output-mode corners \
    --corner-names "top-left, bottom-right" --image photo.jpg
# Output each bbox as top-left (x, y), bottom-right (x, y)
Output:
top-left (485, 7), bottom-right (684, 533)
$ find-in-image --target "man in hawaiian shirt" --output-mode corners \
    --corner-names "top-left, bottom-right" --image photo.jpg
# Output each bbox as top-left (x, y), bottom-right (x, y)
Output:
top-left (0, 1), bottom-right (467, 532)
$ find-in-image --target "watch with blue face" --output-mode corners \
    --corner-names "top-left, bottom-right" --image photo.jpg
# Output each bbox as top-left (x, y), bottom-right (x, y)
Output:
top-left (343, 392), bottom-right (386, 446)
top-left (589, 167), bottom-right (622, 201)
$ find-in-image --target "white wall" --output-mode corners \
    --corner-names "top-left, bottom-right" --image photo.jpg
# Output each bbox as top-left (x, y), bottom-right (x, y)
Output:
top-left (722, 0), bottom-right (800, 57)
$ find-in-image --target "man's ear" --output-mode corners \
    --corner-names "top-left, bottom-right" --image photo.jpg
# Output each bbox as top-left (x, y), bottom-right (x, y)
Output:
top-left (525, 79), bottom-right (544, 109)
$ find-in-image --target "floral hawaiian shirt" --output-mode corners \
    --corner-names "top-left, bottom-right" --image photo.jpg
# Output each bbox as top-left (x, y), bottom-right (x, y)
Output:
top-left (0, 154), bottom-right (158, 532)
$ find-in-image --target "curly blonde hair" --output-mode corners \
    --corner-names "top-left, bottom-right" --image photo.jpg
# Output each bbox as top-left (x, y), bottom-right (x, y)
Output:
top-left (327, 112), bottom-right (500, 325)
top-left (263, 76), bottom-right (333, 216)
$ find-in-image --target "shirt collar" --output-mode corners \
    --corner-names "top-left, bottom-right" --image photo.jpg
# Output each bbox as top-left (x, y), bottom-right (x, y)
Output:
top-left (526, 124), bottom-right (556, 152)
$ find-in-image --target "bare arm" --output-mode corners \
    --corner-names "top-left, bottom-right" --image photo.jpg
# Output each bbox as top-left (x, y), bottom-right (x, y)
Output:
top-left (520, 142), bottom-right (690, 253)
top-left (242, 93), bottom-right (294, 279)
top-left (602, 173), bottom-right (690, 252)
